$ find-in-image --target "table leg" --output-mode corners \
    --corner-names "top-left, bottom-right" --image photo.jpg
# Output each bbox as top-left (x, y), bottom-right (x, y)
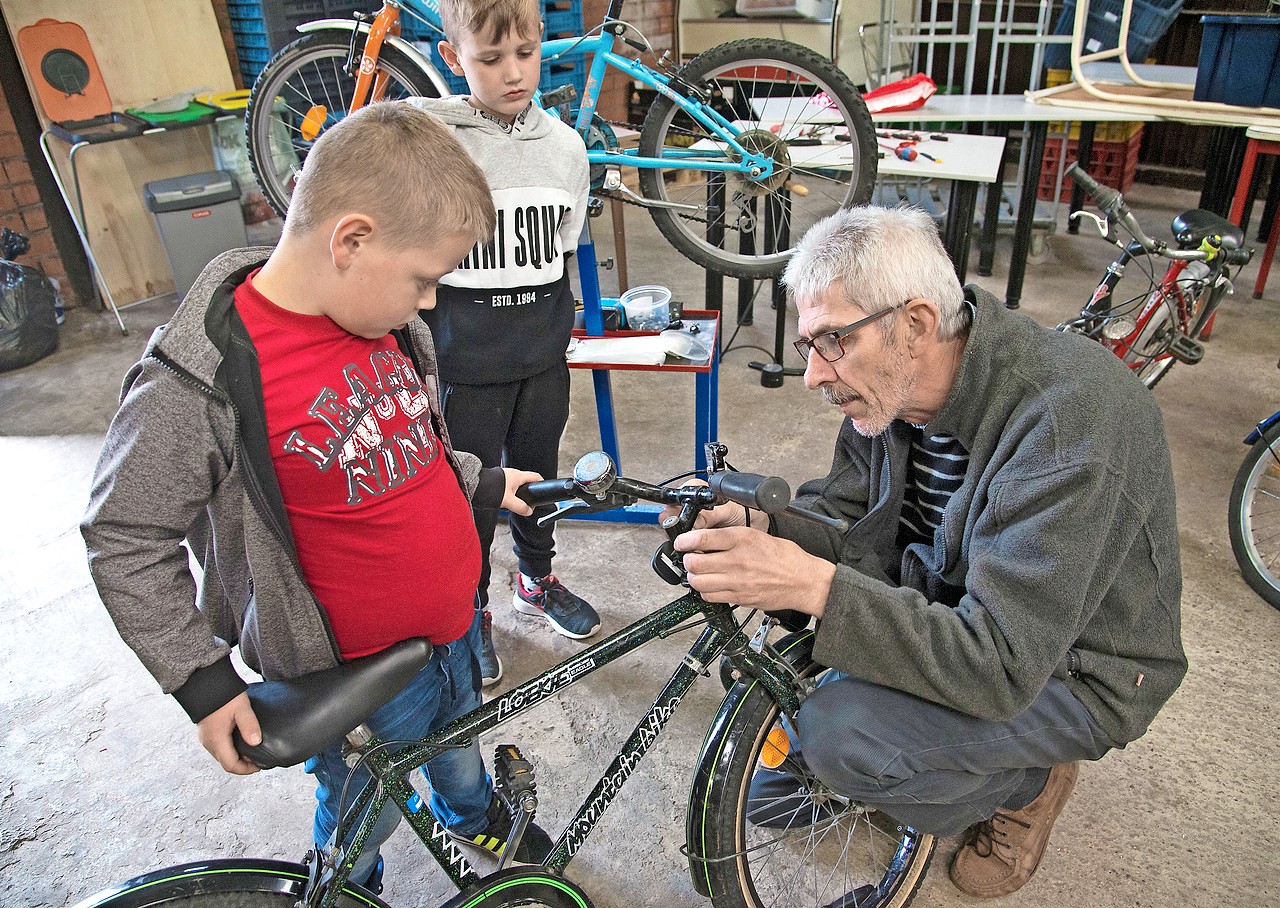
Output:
top-left (609, 198), bottom-right (629, 294)
top-left (1067, 121), bottom-right (1096, 235)
top-left (705, 173), bottom-right (725, 316)
top-left (1229, 140), bottom-right (1261, 226)
top-left (1006, 121), bottom-right (1047, 310)
top-left (978, 123), bottom-right (1010, 277)
top-left (947, 181), bottom-right (978, 283)
top-left (40, 132), bottom-right (128, 334)
top-left (738, 196), bottom-right (757, 327)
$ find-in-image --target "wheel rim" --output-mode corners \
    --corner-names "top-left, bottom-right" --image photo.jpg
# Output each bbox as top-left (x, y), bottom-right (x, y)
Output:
top-left (1241, 444), bottom-right (1280, 597)
top-left (643, 54), bottom-right (866, 274)
top-left (249, 42), bottom-right (431, 215)
top-left (734, 715), bottom-right (933, 907)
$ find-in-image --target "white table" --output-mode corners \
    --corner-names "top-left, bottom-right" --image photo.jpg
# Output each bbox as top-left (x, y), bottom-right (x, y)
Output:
top-left (869, 94), bottom-right (1163, 309)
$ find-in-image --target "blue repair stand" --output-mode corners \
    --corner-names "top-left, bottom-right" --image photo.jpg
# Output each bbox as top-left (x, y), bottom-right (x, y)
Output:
top-left (566, 229), bottom-right (720, 524)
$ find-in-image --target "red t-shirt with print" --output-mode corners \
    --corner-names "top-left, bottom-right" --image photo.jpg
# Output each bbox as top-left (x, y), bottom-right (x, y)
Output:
top-left (234, 270), bottom-right (480, 657)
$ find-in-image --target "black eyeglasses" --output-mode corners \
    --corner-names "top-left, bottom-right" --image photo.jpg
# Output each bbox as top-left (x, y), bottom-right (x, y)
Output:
top-left (793, 301), bottom-right (909, 363)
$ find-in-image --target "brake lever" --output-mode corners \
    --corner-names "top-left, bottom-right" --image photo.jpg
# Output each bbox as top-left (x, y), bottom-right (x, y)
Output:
top-left (535, 499), bottom-right (592, 526)
top-left (1069, 210), bottom-right (1109, 240)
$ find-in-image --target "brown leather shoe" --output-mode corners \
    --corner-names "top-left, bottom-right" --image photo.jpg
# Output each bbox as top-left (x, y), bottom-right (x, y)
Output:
top-left (949, 762), bottom-right (1080, 898)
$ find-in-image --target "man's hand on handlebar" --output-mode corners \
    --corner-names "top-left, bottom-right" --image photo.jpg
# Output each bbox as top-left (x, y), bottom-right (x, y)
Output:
top-left (657, 480), bottom-right (755, 530)
top-left (673, 526), bottom-right (836, 618)
top-left (502, 468), bottom-right (543, 516)
top-left (197, 691), bottom-right (263, 775)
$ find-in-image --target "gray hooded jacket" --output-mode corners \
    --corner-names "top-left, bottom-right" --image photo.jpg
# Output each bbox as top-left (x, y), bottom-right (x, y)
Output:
top-left (81, 249), bottom-right (503, 722)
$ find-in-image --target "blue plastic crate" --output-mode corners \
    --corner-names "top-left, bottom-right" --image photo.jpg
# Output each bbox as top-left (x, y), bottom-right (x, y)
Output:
top-left (1044, 0), bottom-right (1184, 71)
top-left (1193, 15), bottom-right (1280, 108)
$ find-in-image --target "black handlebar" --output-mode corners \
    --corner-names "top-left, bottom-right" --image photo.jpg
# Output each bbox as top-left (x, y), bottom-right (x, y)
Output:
top-left (1066, 162), bottom-right (1125, 218)
top-left (1225, 246), bottom-right (1255, 267)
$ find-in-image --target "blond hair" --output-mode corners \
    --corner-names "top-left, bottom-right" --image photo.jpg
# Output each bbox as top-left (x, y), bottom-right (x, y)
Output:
top-left (438, 0), bottom-right (542, 44)
top-left (784, 206), bottom-right (969, 340)
top-left (285, 101), bottom-right (495, 248)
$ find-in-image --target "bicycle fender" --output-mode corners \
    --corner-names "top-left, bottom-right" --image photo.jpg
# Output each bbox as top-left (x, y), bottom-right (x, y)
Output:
top-left (1245, 412), bottom-right (1280, 445)
top-left (296, 20), bottom-right (453, 97)
top-left (684, 630), bottom-right (816, 898)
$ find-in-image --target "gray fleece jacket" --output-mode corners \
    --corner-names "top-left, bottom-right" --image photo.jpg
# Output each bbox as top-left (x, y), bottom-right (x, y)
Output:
top-left (408, 96), bottom-right (589, 384)
top-left (81, 249), bottom-right (504, 722)
top-left (775, 286), bottom-right (1186, 746)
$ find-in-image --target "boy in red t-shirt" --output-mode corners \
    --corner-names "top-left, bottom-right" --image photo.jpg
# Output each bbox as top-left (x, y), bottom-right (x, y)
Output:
top-left (82, 101), bottom-right (551, 890)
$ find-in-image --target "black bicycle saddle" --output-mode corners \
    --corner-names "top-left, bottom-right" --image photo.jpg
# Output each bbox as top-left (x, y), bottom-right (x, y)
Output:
top-left (233, 637), bottom-right (434, 769)
top-left (1171, 209), bottom-right (1244, 250)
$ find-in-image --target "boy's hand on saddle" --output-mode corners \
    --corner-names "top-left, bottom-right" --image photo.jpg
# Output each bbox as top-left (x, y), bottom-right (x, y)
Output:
top-left (674, 526), bottom-right (834, 617)
top-left (197, 691), bottom-right (263, 775)
top-left (501, 468), bottom-right (543, 516)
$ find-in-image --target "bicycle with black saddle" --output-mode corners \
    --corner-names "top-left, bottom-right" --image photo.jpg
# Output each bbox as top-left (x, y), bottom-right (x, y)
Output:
top-left (73, 445), bottom-right (933, 908)
top-left (1058, 162), bottom-right (1254, 388)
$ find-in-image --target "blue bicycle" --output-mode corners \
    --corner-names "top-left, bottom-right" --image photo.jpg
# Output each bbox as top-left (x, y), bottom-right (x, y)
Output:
top-left (243, 0), bottom-right (877, 278)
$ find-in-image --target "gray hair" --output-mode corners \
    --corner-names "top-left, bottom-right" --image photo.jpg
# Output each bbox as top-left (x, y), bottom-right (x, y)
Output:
top-left (783, 206), bottom-right (968, 340)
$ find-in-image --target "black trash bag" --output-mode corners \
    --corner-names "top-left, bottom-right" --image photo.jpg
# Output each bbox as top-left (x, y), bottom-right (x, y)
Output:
top-left (0, 227), bottom-right (60, 373)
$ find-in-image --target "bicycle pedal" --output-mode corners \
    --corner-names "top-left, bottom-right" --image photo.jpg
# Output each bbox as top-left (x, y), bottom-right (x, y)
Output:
top-left (1168, 334), bottom-right (1205, 365)
top-left (494, 744), bottom-right (538, 810)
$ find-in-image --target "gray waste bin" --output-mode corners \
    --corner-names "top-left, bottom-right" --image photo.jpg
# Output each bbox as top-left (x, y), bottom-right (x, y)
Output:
top-left (144, 170), bottom-right (248, 300)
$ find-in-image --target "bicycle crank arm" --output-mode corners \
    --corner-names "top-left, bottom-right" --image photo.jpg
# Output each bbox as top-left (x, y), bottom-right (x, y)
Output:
top-left (600, 172), bottom-right (702, 212)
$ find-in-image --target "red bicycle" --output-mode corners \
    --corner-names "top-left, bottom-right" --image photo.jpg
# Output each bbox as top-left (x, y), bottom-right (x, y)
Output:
top-left (1057, 163), bottom-right (1254, 388)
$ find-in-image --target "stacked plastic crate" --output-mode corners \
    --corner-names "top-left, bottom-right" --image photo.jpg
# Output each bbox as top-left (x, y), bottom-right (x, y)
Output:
top-left (1037, 68), bottom-right (1143, 204)
top-left (227, 1), bottom-right (274, 87)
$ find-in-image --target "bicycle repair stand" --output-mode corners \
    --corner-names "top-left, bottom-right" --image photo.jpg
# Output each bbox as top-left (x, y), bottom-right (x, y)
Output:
top-left (702, 175), bottom-right (802, 387)
top-left (566, 221), bottom-right (720, 525)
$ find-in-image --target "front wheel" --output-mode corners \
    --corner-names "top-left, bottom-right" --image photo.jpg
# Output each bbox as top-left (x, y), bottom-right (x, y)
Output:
top-left (70, 859), bottom-right (386, 908)
top-left (439, 867), bottom-right (594, 908)
top-left (690, 633), bottom-right (934, 908)
top-left (1229, 423), bottom-right (1280, 610)
top-left (638, 39), bottom-right (877, 279)
top-left (245, 32), bottom-right (442, 217)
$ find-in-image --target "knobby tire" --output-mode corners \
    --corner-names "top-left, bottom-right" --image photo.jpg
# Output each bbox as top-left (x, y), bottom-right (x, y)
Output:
top-left (438, 867), bottom-right (594, 908)
top-left (638, 39), bottom-right (877, 279)
top-left (245, 33), bottom-right (441, 217)
top-left (1229, 422), bottom-right (1280, 610)
top-left (70, 859), bottom-right (386, 908)
top-left (693, 635), bottom-right (934, 908)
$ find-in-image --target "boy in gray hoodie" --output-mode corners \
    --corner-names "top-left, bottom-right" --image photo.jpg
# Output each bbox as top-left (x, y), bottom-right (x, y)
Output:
top-left (413, 0), bottom-right (596, 687)
top-left (82, 102), bottom-right (551, 890)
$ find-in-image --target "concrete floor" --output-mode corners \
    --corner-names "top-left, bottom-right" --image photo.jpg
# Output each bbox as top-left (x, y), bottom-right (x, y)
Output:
top-left (2, 183), bottom-right (1279, 908)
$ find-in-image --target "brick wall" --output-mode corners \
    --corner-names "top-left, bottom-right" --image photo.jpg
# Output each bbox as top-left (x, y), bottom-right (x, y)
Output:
top-left (0, 91), bottom-right (76, 309)
top-left (583, 0), bottom-right (675, 123)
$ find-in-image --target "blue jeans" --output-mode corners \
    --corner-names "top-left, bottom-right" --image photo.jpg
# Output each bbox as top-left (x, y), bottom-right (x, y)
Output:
top-left (790, 672), bottom-right (1115, 836)
top-left (304, 611), bottom-right (492, 883)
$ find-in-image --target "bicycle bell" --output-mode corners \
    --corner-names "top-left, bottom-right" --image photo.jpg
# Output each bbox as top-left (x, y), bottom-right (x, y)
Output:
top-left (573, 450), bottom-right (617, 496)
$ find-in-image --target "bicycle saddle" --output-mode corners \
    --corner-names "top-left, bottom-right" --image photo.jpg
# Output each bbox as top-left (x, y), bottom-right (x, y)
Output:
top-left (1172, 209), bottom-right (1244, 250)
top-left (234, 637), bottom-right (434, 769)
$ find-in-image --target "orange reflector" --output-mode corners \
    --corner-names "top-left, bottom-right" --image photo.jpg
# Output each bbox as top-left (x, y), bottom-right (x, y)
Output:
top-left (300, 105), bottom-right (328, 142)
top-left (761, 726), bottom-right (790, 769)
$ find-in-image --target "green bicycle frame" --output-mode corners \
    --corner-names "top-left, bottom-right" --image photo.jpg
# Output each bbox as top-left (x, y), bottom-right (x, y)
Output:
top-left (314, 591), bottom-right (803, 907)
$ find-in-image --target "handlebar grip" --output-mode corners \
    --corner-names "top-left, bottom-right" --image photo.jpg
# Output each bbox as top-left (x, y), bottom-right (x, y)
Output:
top-left (1225, 246), bottom-right (1254, 266)
top-left (516, 478), bottom-right (576, 505)
top-left (708, 472), bottom-right (792, 516)
top-left (1065, 162), bottom-right (1123, 214)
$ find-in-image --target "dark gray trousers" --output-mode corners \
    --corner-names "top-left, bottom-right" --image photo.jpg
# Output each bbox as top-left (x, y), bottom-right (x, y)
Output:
top-left (441, 363), bottom-right (570, 606)
top-left (796, 673), bottom-right (1115, 836)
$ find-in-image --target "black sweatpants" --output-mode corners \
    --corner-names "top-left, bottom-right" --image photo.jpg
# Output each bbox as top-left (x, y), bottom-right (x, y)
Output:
top-left (442, 362), bottom-right (570, 608)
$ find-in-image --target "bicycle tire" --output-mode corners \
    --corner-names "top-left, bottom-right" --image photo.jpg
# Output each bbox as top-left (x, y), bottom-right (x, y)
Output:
top-left (690, 634), bottom-right (934, 908)
top-left (637, 39), bottom-right (876, 279)
top-left (245, 32), bottom-right (441, 218)
top-left (71, 858), bottom-right (386, 908)
top-left (438, 867), bottom-right (594, 908)
top-left (1228, 423), bottom-right (1280, 611)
